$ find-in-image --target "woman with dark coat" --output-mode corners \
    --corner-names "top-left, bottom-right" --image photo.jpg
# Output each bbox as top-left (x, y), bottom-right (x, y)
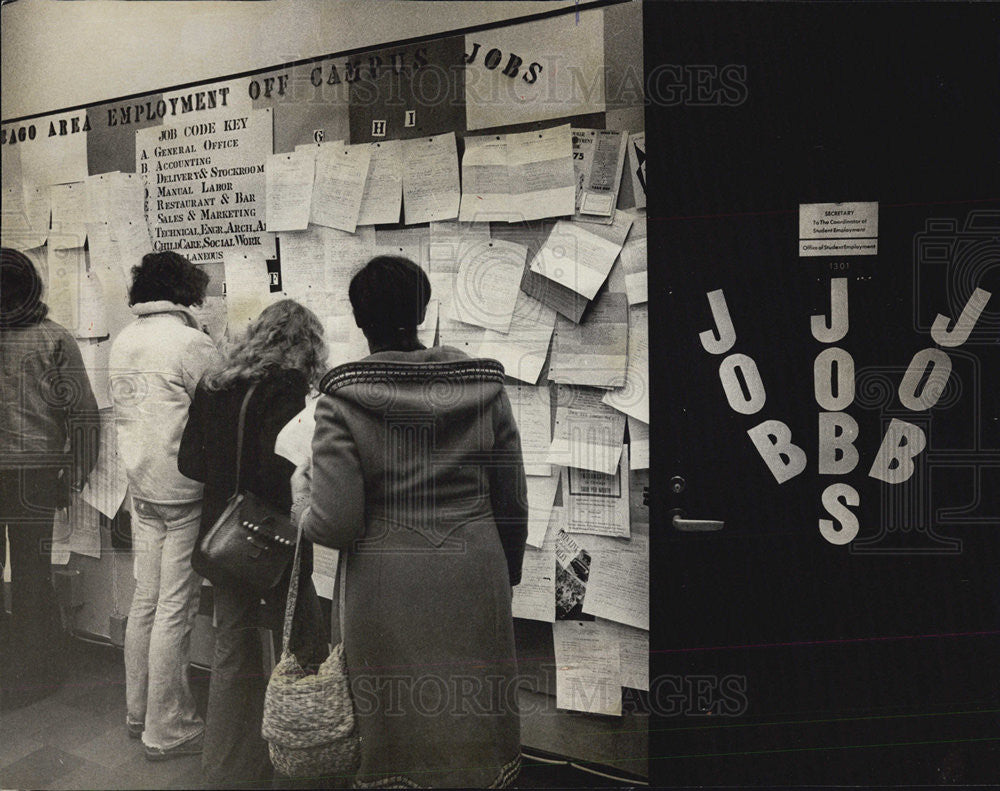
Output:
top-left (0, 247), bottom-right (100, 709)
top-left (178, 298), bottom-right (329, 788)
top-left (293, 256), bottom-right (528, 789)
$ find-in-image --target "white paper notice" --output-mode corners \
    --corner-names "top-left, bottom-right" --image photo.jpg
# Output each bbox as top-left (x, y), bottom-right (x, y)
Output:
top-left (507, 124), bottom-right (576, 222)
top-left (429, 219), bottom-right (491, 274)
top-left (224, 249), bottom-right (274, 328)
top-left (583, 530), bottom-right (648, 630)
top-left (2, 184), bottom-right (49, 250)
top-left (458, 134), bottom-right (513, 223)
top-left (50, 499), bottom-right (102, 562)
top-left (525, 471), bottom-right (560, 548)
top-left (620, 236), bottom-right (647, 306)
top-left (357, 140), bottom-right (403, 226)
top-left (311, 144), bottom-right (372, 233)
top-left (417, 298), bottom-right (439, 348)
top-left (78, 338), bottom-right (111, 410)
top-left (511, 548), bottom-right (556, 622)
top-left (76, 268), bottom-right (109, 339)
top-left (602, 304), bottom-right (649, 424)
top-left (49, 182), bottom-right (88, 249)
top-left (265, 152), bottom-right (315, 232)
top-left (627, 416), bottom-right (649, 470)
top-left (402, 133), bottom-right (461, 225)
top-left (564, 450), bottom-right (631, 539)
top-left (553, 620), bottom-right (622, 716)
top-left (548, 385), bottom-right (626, 475)
top-left (274, 395), bottom-right (320, 467)
top-left (295, 140), bottom-right (344, 158)
top-left (322, 314), bottom-right (370, 368)
top-left (506, 384), bottom-right (552, 476)
top-left (529, 221), bottom-right (623, 301)
top-left (114, 220), bottom-right (154, 281)
top-left (438, 282), bottom-right (485, 354)
top-left (476, 289), bottom-right (556, 385)
top-left (46, 244), bottom-right (84, 331)
top-left (604, 619), bottom-right (649, 691)
top-left (80, 411), bottom-right (128, 518)
top-left (799, 201), bottom-right (878, 257)
top-left (312, 544), bottom-right (339, 600)
top-left (549, 288), bottom-right (629, 389)
top-left (325, 225), bottom-right (376, 312)
top-left (276, 227), bottom-right (327, 300)
top-left (577, 130), bottom-right (628, 219)
top-left (451, 239), bottom-right (526, 333)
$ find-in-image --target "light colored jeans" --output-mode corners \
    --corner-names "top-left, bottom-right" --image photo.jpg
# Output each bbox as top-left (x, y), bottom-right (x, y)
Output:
top-left (125, 497), bottom-right (205, 750)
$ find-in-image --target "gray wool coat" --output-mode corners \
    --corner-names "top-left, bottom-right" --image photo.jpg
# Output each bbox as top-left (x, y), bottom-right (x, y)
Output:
top-left (302, 345), bottom-right (528, 789)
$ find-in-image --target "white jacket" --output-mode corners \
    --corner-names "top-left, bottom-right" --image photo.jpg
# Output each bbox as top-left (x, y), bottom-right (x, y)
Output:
top-left (109, 301), bottom-right (220, 503)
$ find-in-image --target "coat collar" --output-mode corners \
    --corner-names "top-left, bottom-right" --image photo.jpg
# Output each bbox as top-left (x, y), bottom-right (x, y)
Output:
top-left (131, 301), bottom-right (200, 329)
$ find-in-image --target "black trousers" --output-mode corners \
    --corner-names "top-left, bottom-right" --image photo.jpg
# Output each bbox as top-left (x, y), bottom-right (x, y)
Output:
top-left (0, 469), bottom-right (69, 705)
top-left (202, 564), bottom-right (328, 789)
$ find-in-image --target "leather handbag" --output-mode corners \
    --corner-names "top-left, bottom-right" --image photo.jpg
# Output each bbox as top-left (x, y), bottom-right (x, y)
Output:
top-left (197, 382), bottom-right (297, 595)
top-left (262, 528), bottom-right (360, 780)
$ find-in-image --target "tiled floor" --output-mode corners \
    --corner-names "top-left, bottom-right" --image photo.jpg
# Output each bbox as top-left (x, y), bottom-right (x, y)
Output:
top-left (1, 638), bottom-right (631, 789)
top-left (0, 640), bottom-right (208, 790)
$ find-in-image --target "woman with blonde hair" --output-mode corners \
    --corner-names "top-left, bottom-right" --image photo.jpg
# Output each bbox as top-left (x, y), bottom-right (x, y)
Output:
top-left (178, 298), bottom-right (330, 787)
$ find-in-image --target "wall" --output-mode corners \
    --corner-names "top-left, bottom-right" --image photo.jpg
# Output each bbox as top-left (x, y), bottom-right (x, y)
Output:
top-left (1, 0), bottom-right (602, 121)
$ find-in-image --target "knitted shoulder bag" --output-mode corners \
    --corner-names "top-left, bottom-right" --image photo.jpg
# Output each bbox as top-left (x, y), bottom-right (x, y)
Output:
top-left (262, 525), bottom-right (360, 780)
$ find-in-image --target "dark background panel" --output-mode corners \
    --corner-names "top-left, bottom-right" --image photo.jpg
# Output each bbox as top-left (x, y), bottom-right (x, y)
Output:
top-left (646, 2), bottom-right (1000, 785)
top-left (86, 93), bottom-right (164, 175)
top-left (348, 35), bottom-right (467, 143)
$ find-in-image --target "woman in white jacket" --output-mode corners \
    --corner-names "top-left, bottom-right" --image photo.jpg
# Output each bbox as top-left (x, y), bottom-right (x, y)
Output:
top-left (109, 251), bottom-right (220, 761)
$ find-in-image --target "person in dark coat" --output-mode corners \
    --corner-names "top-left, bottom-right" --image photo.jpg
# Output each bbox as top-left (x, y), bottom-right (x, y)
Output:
top-left (294, 256), bottom-right (528, 789)
top-left (178, 298), bottom-right (330, 788)
top-left (0, 247), bottom-right (100, 709)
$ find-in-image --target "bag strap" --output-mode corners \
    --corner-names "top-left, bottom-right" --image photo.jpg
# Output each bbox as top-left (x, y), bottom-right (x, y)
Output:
top-left (280, 523), bottom-right (348, 655)
top-left (280, 517), bottom-right (305, 655)
top-left (232, 381), bottom-right (260, 497)
top-left (337, 548), bottom-right (347, 645)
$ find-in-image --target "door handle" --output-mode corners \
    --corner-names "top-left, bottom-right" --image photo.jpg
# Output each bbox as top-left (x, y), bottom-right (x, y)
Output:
top-left (671, 511), bottom-right (725, 532)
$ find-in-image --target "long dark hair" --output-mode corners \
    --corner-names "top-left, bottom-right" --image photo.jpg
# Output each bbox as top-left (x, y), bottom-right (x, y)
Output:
top-left (1, 247), bottom-right (49, 328)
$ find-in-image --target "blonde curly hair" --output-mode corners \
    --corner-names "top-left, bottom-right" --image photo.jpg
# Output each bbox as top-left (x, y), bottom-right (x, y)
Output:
top-left (205, 299), bottom-right (328, 390)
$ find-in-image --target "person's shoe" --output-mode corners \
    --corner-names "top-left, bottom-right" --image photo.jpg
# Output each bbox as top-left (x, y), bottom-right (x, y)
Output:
top-left (127, 720), bottom-right (144, 739)
top-left (144, 732), bottom-right (203, 762)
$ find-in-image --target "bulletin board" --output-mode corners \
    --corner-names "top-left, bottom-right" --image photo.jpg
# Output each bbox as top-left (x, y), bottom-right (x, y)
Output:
top-left (1, 0), bottom-right (647, 777)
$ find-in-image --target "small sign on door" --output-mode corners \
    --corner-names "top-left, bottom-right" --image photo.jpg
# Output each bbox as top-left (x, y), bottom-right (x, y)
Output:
top-left (799, 201), bottom-right (878, 256)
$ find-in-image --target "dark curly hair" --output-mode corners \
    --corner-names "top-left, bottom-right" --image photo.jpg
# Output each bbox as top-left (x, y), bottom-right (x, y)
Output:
top-left (1, 247), bottom-right (48, 328)
top-left (128, 250), bottom-right (210, 307)
top-left (349, 255), bottom-right (430, 339)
